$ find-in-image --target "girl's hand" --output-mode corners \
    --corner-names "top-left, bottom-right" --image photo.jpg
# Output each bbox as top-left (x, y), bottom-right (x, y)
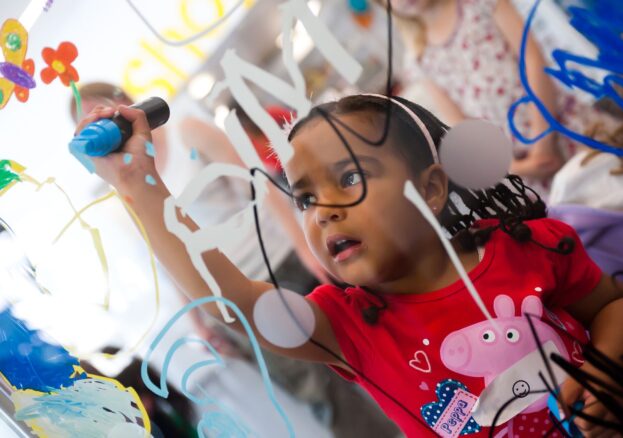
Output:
top-left (559, 363), bottom-right (623, 437)
top-left (74, 105), bottom-right (160, 194)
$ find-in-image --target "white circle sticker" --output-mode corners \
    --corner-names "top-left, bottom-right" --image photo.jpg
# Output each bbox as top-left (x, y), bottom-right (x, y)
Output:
top-left (440, 120), bottom-right (513, 190)
top-left (253, 288), bottom-right (316, 349)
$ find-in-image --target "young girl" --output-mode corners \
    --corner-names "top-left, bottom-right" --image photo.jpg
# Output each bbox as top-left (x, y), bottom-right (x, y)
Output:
top-left (78, 95), bottom-right (623, 437)
top-left (388, 0), bottom-right (617, 187)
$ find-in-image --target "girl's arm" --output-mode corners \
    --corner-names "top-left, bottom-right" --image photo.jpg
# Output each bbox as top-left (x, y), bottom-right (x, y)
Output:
top-left (79, 106), bottom-right (342, 366)
top-left (180, 116), bottom-right (331, 283)
top-left (494, 0), bottom-right (564, 180)
top-left (563, 274), bottom-right (623, 433)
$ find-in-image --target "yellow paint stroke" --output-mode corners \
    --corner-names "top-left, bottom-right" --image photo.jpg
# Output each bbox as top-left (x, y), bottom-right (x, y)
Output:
top-left (83, 371), bottom-right (152, 436)
top-left (0, 168), bottom-right (161, 360)
top-left (52, 190), bottom-right (161, 360)
top-left (16, 173), bottom-right (114, 311)
top-left (0, 19), bottom-right (29, 109)
top-left (122, 57), bottom-right (177, 99)
top-left (140, 39), bottom-right (189, 80)
top-left (0, 160), bottom-right (25, 195)
top-left (50, 189), bottom-right (115, 310)
top-left (114, 192), bottom-right (161, 354)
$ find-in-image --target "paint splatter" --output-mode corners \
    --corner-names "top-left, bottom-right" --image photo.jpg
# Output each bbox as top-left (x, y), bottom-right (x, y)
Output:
top-left (0, 308), bottom-right (151, 437)
top-left (145, 174), bottom-right (156, 186)
top-left (0, 309), bottom-right (83, 392)
top-left (123, 153), bottom-right (133, 165)
top-left (190, 147), bottom-right (198, 161)
top-left (198, 410), bottom-right (248, 438)
top-left (145, 141), bottom-right (156, 158)
top-left (0, 160), bottom-right (21, 191)
top-left (12, 377), bottom-right (149, 438)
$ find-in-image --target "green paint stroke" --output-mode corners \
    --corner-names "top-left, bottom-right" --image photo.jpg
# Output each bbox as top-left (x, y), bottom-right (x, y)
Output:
top-left (0, 160), bottom-right (21, 191)
top-left (6, 33), bottom-right (22, 51)
top-left (70, 81), bottom-right (83, 120)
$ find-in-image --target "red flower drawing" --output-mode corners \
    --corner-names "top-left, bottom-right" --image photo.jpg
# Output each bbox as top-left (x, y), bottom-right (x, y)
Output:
top-left (40, 42), bottom-right (79, 86)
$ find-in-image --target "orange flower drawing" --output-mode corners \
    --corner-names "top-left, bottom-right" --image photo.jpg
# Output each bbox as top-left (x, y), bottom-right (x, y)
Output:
top-left (40, 42), bottom-right (79, 86)
top-left (15, 59), bottom-right (34, 102)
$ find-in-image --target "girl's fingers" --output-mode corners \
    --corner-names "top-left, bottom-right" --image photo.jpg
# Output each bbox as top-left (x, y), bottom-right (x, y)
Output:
top-left (117, 105), bottom-right (152, 140)
top-left (575, 400), bottom-right (619, 437)
top-left (74, 106), bottom-right (116, 135)
top-left (559, 378), bottom-right (584, 417)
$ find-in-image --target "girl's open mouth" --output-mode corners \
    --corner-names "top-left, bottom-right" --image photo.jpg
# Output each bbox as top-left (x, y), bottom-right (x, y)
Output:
top-left (327, 235), bottom-right (364, 263)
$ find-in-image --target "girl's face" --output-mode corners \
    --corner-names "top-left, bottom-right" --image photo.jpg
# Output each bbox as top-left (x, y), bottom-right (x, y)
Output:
top-left (381, 0), bottom-right (432, 18)
top-left (285, 113), bottom-right (436, 288)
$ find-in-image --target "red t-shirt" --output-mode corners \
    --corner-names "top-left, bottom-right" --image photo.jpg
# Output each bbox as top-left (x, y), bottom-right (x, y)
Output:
top-left (308, 218), bottom-right (602, 437)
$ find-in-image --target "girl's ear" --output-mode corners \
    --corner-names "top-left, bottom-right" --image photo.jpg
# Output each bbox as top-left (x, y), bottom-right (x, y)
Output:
top-left (417, 164), bottom-right (448, 214)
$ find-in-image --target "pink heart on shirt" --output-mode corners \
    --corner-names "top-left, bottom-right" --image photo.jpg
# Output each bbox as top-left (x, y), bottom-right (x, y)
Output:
top-left (419, 381), bottom-right (430, 391)
top-left (409, 351), bottom-right (432, 373)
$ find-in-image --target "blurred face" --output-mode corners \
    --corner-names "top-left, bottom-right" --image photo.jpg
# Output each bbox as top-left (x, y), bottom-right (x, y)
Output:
top-left (381, 0), bottom-right (432, 18)
top-left (285, 113), bottom-right (434, 287)
top-left (81, 96), bottom-right (133, 117)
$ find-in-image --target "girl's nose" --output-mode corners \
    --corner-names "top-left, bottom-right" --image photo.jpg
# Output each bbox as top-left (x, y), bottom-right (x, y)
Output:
top-left (315, 203), bottom-right (346, 226)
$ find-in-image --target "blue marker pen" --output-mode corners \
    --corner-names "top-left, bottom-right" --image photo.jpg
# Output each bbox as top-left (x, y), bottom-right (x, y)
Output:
top-left (69, 97), bottom-right (170, 159)
top-left (547, 392), bottom-right (585, 437)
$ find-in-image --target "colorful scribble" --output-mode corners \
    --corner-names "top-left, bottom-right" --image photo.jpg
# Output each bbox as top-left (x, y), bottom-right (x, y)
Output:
top-left (141, 296), bottom-right (295, 437)
top-left (508, 0), bottom-right (623, 157)
top-left (0, 19), bottom-right (35, 109)
top-left (0, 161), bottom-right (161, 359)
top-left (0, 160), bottom-right (23, 194)
top-left (0, 307), bottom-right (150, 437)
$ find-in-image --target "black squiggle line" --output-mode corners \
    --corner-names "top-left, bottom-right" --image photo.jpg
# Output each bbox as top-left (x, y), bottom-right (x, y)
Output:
top-left (525, 312), bottom-right (563, 400)
top-left (522, 311), bottom-right (623, 435)
top-left (488, 389), bottom-right (550, 438)
top-left (549, 354), bottom-right (623, 431)
top-left (237, 0), bottom-right (623, 435)
top-left (243, 0), bottom-right (435, 432)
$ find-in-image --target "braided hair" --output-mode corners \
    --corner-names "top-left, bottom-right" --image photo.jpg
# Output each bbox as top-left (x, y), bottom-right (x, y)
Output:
top-left (288, 95), bottom-right (574, 324)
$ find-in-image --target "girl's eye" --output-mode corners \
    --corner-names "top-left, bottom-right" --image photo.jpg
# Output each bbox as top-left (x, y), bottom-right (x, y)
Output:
top-left (294, 193), bottom-right (317, 211)
top-left (341, 171), bottom-right (364, 187)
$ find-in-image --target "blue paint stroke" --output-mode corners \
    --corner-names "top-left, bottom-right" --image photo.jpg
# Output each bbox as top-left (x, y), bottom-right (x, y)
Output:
top-left (124, 153), bottom-right (133, 165)
top-left (145, 174), bottom-right (157, 186)
top-left (190, 147), bottom-right (199, 161)
top-left (141, 296), bottom-right (295, 438)
top-left (507, 0), bottom-right (623, 156)
top-left (13, 377), bottom-right (147, 438)
top-left (198, 410), bottom-right (248, 438)
top-left (0, 309), bottom-right (84, 392)
top-left (145, 141), bottom-right (156, 158)
top-left (68, 147), bottom-right (96, 173)
top-left (547, 0), bottom-right (623, 104)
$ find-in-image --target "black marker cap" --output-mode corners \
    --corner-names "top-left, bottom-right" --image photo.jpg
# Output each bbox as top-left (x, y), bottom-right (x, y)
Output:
top-left (131, 97), bottom-right (170, 130)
